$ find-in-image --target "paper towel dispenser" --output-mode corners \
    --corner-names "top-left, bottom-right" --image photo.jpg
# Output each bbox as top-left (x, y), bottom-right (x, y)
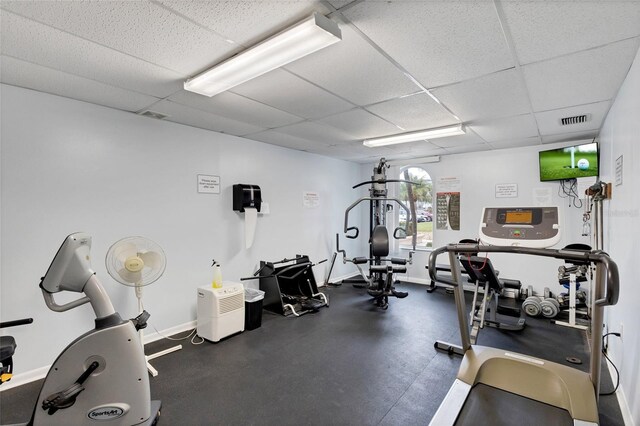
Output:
top-left (233, 184), bottom-right (262, 213)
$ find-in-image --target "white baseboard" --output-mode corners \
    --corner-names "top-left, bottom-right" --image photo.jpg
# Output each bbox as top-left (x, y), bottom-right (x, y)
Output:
top-left (0, 320), bottom-right (198, 392)
top-left (143, 320), bottom-right (197, 344)
top-left (606, 356), bottom-right (635, 426)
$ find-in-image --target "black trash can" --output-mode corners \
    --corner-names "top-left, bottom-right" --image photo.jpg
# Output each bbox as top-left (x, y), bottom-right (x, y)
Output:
top-left (244, 288), bottom-right (265, 331)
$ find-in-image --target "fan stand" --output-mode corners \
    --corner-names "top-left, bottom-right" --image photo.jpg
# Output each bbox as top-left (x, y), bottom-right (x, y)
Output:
top-left (135, 283), bottom-right (182, 377)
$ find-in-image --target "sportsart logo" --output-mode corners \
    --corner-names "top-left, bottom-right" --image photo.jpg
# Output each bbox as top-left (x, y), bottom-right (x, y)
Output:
top-left (87, 406), bottom-right (125, 421)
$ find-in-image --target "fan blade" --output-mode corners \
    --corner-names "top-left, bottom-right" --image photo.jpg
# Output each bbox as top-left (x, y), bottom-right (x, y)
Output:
top-left (117, 268), bottom-right (142, 284)
top-left (115, 242), bottom-right (139, 263)
top-left (140, 251), bottom-right (163, 269)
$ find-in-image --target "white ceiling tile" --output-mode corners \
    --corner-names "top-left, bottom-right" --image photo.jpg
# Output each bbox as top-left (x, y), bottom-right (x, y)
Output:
top-left (502, 1), bottom-right (640, 64)
top-left (272, 121), bottom-right (355, 145)
top-left (535, 101), bottom-right (611, 136)
top-left (470, 114), bottom-right (538, 142)
top-left (151, 100), bottom-right (265, 136)
top-left (158, 1), bottom-right (332, 47)
top-left (444, 144), bottom-right (492, 155)
top-left (541, 132), bottom-right (599, 145)
top-left (1, 56), bottom-right (160, 112)
top-left (432, 69), bottom-right (531, 122)
top-left (430, 132), bottom-right (486, 149)
top-left (344, 1), bottom-right (513, 88)
top-left (318, 108), bottom-right (401, 140)
top-left (489, 136), bottom-right (542, 150)
top-left (285, 24), bottom-right (420, 105)
top-left (366, 93), bottom-right (459, 131)
top-left (246, 130), bottom-right (332, 153)
top-left (0, 11), bottom-right (184, 98)
top-left (327, 1), bottom-right (357, 11)
top-left (0, 1), bottom-right (236, 75)
top-left (523, 38), bottom-right (640, 112)
top-left (168, 90), bottom-right (303, 128)
top-left (231, 69), bottom-right (354, 119)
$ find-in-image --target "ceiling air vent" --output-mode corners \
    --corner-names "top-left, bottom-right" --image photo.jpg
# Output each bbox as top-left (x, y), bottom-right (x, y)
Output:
top-left (137, 110), bottom-right (169, 120)
top-left (560, 114), bottom-right (590, 126)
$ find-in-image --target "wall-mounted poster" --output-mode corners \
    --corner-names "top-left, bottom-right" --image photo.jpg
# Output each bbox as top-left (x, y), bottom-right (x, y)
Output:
top-left (436, 192), bottom-right (461, 230)
top-left (436, 176), bottom-right (461, 230)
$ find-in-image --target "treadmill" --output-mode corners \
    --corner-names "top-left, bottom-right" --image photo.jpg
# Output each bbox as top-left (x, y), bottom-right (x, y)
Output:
top-left (428, 207), bottom-right (619, 425)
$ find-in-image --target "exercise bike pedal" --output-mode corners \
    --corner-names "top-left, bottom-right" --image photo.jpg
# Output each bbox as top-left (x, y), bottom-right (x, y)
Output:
top-left (367, 288), bottom-right (383, 297)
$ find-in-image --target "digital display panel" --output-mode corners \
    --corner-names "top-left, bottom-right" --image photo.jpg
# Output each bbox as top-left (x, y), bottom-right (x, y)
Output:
top-left (505, 210), bottom-right (532, 224)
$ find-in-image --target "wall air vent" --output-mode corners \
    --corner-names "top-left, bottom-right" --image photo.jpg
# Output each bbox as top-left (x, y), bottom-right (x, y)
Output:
top-left (560, 114), bottom-right (590, 126)
top-left (137, 110), bottom-right (169, 120)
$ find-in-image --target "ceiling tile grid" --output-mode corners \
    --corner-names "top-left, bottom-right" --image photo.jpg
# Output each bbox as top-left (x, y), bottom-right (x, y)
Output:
top-left (470, 113), bottom-right (539, 143)
top-left (541, 131), bottom-right (599, 145)
top-left (230, 69), bottom-right (355, 120)
top-left (343, 1), bottom-right (514, 88)
top-left (0, 11), bottom-right (185, 98)
top-left (535, 101), bottom-right (611, 136)
top-left (523, 37), bottom-right (640, 112)
top-left (0, 55), bottom-right (161, 113)
top-left (167, 90), bottom-right (304, 129)
top-left (365, 93), bottom-right (459, 132)
top-left (266, 121), bottom-right (354, 146)
top-left (489, 136), bottom-right (542, 150)
top-left (432, 69), bottom-right (532, 123)
top-left (1, 1), bottom-right (638, 163)
top-left (317, 108), bottom-right (401, 140)
top-left (0, 0), bottom-right (237, 75)
top-left (150, 100), bottom-right (265, 136)
top-left (284, 24), bottom-right (421, 106)
top-left (157, 1), bottom-right (332, 47)
top-left (502, 0), bottom-right (640, 65)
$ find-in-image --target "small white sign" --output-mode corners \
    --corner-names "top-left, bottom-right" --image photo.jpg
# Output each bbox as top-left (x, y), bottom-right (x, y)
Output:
top-left (615, 155), bottom-right (623, 186)
top-left (197, 174), bottom-right (220, 194)
top-left (495, 183), bottom-right (518, 198)
top-left (437, 176), bottom-right (461, 192)
top-left (303, 191), bottom-right (320, 208)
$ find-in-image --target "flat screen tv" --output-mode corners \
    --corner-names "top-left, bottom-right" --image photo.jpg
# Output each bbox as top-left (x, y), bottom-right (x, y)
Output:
top-left (539, 142), bottom-right (599, 182)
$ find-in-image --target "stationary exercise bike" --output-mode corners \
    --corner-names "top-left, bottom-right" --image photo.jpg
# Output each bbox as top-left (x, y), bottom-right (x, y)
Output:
top-left (9, 233), bottom-right (161, 425)
top-left (326, 158), bottom-right (416, 309)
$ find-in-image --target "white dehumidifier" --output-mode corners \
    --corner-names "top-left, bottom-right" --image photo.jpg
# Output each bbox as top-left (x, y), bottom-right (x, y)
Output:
top-left (197, 283), bottom-right (245, 342)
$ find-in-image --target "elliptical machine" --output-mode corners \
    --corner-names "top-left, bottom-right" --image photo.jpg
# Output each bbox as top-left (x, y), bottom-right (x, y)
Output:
top-left (326, 158), bottom-right (417, 309)
top-left (14, 233), bottom-right (161, 425)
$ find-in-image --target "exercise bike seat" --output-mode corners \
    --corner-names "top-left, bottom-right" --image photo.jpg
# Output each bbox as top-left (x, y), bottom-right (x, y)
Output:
top-left (0, 336), bottom-right (16, 361)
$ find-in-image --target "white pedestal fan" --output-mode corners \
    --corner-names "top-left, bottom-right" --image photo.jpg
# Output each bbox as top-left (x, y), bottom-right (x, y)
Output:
top-left (105, 236), bottom-right (181, 377)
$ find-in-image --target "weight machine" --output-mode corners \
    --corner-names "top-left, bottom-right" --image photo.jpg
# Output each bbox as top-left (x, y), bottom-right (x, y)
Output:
top-left (326, 158), bottom-right (418, 309)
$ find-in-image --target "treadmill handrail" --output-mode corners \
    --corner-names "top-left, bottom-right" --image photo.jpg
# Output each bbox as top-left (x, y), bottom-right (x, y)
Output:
top-left (428, 244), bottom-right (618, 307)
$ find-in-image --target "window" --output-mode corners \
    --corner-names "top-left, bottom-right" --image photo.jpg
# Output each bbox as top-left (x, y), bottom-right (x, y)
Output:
top-left (398, 167), bottom-right (433, 249)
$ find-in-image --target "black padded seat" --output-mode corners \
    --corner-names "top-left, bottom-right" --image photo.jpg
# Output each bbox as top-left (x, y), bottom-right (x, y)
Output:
top-left (0, 335), bottom-right (16, 361)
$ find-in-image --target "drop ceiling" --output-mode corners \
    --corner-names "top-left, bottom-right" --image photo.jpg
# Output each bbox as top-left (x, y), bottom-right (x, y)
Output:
top-left (1, 0), bottom-right (639, 163)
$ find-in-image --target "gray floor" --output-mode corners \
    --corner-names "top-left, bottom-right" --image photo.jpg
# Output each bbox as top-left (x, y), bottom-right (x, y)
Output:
top-left (0, 282), bottom-right (624, 425)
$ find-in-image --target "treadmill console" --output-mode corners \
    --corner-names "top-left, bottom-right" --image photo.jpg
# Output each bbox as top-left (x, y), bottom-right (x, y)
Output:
top-left (479, 207), bottom-right (560, 248)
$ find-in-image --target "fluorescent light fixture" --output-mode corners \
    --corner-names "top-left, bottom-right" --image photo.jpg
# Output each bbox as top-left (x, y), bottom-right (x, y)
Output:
top-left (184, 13), bottom-right (341, 97)
top-left (363, 124), bottom-right (466, 148)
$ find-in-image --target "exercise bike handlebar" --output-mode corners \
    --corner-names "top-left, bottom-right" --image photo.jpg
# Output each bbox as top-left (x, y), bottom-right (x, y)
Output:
top-left (428, 244), bottom-right (619, 307)
top-left (344, 197), bottom-right (411, 239)
top-left (0, 318), bottom-right (34, 328)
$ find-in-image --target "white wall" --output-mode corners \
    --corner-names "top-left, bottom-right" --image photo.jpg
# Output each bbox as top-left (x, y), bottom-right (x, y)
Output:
top-left (0, 84), bottom-right (362, 374)
top-left (382, 146), bottom-right (592, 294)
top-left (598, 44), bottom-right (640, 425)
